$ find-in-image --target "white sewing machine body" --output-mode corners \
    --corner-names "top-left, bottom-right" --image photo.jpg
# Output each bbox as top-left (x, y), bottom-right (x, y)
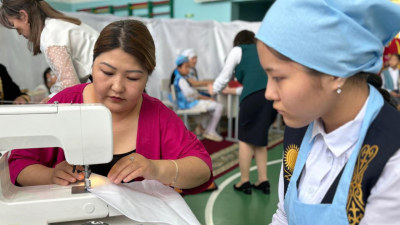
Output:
top-left (0, 103), bottom-right (128, 225)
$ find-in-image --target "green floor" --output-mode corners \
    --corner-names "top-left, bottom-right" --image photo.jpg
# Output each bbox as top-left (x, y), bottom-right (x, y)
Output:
top-left (184, 143), bottom-right (283, 225)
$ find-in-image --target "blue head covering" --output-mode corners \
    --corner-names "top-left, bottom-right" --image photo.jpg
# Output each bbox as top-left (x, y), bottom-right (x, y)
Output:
top-left (176, 55), bottom-right (189, 66)
top-left (256, 0), bottom-right (400, 77)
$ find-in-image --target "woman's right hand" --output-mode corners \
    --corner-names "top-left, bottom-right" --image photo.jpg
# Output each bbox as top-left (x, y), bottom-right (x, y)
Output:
top-left (51, 161), bottom-right (85, 185)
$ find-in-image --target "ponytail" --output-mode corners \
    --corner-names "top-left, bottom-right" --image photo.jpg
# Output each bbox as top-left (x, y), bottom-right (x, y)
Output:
top-left (367, 73), bottom-right (397, 108)
top-left (0, 0), bottom-right (81, 55)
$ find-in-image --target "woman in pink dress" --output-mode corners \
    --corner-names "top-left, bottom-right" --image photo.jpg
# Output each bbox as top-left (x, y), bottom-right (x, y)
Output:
top-left (8, 20), bottom-right (213, 194)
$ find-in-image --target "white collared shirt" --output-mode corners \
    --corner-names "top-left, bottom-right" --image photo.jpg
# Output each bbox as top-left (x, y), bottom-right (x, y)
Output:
top-left (271, 98), bottom-right (400, 225)
top-left (212, 47), bottom-right (242, 94)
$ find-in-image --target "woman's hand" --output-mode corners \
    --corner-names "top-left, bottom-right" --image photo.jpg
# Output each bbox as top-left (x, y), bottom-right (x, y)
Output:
top-left (51, 161), bottom-right (84, 185)
top-left (108, 153), bottom-right (159, 184)
top-left (207, 83), bottom-right (215, 96)
top-left (40, 96), bottom-right (50, 104)
top-left (222, 86), bottom-right (237, 95)
top-left (13, 95), bottom-right (30, 104)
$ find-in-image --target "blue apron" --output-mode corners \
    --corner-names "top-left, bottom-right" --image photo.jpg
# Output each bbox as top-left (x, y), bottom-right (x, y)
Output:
top-left (173, 70), bottom-right (199, 110)
top-left (284, 85), bottom-right (384, 225)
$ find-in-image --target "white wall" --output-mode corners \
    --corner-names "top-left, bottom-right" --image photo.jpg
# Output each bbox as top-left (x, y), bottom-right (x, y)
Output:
top-left (0, 12), bottom-right (261, 99)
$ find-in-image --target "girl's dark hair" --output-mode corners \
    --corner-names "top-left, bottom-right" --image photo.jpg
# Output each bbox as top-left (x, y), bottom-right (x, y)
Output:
top-left (93, 20), bottom-right (156, 75)
top-left (43, 67), bottom-right (51, 91)
top-left (0, 0), bottom-right (81, 55)
top-left (170, 70), bottom-right (176, 90)
top-left (233, 30), bottom-right (256, 47)
top-left (266, 45), bottom-right (395, 107)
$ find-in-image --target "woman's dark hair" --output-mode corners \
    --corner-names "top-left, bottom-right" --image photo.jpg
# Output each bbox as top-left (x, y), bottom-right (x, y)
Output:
top-left (0, 0), bottom-right (81, 55)
top-left (43, 67), bottom-right (51, 91)
top-left (233, 30), bottom-right (256, 47)
top-left (265, 45), bottom-right (395, 107)
top-left (93, 20), bottom-right (156, 75)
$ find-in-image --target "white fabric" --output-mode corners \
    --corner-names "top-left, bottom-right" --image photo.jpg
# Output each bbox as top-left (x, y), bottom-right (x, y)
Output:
top-left (271, 98), bottom-right (400, 225)
top-left (192, 100), bottom-right (223, 133)
top-left (88, 174), bottom-right (200, 225)
top-left (382, 67), bottom-right (399, 91)
top-left (181, 49), bottom-right (197, 59)
top-left (192, 99), bottom-right (218, 112)
top-left (178, 78), bottom-right (199, 102)
top-left (0, 12), bottom-right (260, 99)
top-left (40, 18), bottom-right (99, 94)
top-left (212, 47), bottom-right (242, 94)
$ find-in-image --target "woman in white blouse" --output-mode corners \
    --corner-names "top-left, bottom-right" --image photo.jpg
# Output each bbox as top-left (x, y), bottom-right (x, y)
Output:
top-left (0, 0), bottom-right (99, 101)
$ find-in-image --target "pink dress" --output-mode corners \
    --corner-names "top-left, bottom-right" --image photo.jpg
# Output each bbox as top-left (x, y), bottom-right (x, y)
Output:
top-left (9, 83), bottom-right (213, 194)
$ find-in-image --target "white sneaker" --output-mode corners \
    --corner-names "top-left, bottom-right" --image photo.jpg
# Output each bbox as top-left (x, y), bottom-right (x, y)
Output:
top-left (202, 132), bottom-right (223, 142)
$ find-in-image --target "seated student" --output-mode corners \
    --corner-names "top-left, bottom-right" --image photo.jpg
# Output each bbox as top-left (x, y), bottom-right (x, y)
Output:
top-left (8, 20), bottom-right (213, 194)
top-left (0, 64), bottom-right (30, 104)
top-left (171, 56), bottom-right (224, 142)
top-left (381, 54), bottom-right (400, 110)
top-left (181, 49), bottom-right (213, 88)
top-left (43, 67), bottom-right (56, 94)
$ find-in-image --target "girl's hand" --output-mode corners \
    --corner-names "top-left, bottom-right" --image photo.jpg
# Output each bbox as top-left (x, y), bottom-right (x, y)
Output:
top-left (108, 153), bottom-right (159, 184)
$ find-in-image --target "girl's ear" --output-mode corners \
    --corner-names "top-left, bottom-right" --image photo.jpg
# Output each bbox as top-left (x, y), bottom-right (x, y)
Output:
top-left (19, 10), bottom-right (29, 24)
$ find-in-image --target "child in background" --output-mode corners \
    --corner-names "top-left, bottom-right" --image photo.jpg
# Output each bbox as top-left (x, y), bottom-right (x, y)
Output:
top-left (181, 49), bottom-right (213, 88)
top-left (381, 54), bottom-right (400, 110)
top-left (171, 56), bottom-right (224, 142)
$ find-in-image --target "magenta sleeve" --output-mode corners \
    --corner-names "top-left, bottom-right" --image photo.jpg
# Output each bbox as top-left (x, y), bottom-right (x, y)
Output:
top-left (8, 148), bottom-right (64, 184)
top-left (159, 106), bottom-right (213, 194)
top-left (8, 85), bottom-right (81, 185)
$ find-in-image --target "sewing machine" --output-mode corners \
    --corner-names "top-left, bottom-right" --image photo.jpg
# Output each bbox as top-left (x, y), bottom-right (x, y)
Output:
top-left (0, 103), bottom-right (120, 225)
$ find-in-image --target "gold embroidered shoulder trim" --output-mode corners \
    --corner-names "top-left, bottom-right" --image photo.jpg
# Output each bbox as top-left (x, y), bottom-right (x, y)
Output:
top-left (284, 144), bottom-right (299, 182)
top-left (347, 144), bottom-right (379, 225)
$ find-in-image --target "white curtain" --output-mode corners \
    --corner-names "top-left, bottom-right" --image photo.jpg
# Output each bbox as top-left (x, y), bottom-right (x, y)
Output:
top-left (0, 12), bottom-right (261, 99)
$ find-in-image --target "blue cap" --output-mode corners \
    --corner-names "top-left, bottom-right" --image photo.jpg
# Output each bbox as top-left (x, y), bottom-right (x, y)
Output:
top-left (256, 0), bottom-right (400, 77)
top-left (176, 55), bottom-right (189, 66)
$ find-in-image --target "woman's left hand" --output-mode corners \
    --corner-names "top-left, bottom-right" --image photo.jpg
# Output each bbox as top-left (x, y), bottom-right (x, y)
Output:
top-left (107, 153), bottom-right (159, 184)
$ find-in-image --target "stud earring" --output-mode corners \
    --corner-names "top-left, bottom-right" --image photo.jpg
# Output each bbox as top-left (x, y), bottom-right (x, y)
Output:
top-left (337, 85), bottom-right (342, 94)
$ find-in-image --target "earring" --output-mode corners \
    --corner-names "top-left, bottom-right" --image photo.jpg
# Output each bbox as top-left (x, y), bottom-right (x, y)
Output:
top-left (337, 85), bottom-right (342, 94)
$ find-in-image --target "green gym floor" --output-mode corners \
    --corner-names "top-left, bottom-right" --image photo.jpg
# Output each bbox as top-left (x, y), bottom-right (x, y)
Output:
top-left (184, 144), bottom-right (283, 225)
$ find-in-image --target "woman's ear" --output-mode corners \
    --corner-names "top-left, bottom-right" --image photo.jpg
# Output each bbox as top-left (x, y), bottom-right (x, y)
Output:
top-left (332, 76), bottom-right (347, 92)
top-left (19, 10), bottom-right (29, 24)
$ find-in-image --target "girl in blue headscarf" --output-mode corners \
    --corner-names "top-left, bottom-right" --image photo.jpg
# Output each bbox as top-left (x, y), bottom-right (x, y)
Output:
top-left (256, 0), bottom-right (400, 224)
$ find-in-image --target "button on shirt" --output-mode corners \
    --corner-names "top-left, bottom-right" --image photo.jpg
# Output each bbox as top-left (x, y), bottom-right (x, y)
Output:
top-left (271, 97), bottom-right (400, 225)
